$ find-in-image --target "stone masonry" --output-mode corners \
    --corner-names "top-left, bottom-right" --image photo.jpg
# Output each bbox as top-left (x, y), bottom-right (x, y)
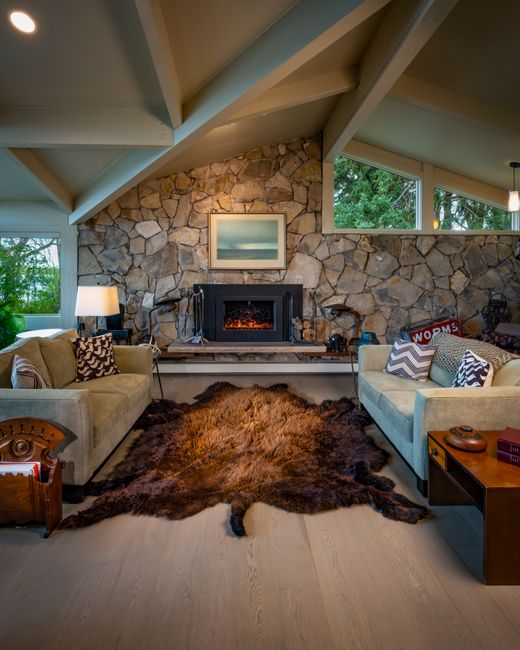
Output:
top-left (78, 135), bottom-right (520, 348)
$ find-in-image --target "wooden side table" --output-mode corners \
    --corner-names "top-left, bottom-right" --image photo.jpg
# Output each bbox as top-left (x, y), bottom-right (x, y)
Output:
top-left (0, 418), bottom-right (69, 537)
top-left (428, 430), bottom-right (520, 584)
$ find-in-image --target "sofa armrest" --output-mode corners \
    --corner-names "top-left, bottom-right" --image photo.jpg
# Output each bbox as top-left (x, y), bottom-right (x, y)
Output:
top-left (0, 388), bottom-right (94, 484)
top-left (358, 345), bottom-right (392, 373)
top-left (412, 386), bottom-right (520, 478)
top-left (113, 345), bottom-right (153, 376)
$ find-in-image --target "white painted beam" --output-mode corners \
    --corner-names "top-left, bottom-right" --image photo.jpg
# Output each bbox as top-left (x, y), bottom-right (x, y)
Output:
top-left (231, 67), bottom-right (358, 122)
top-left (6, 149), bottom-right (74, 212)
top-left (69, 0), bottom-right (391, 224)
top-left (0, 109), bottom-right (173, 148)
top-left (390, 74), bottom-right (520, 139)
top-left (323, 0), bottom-right (458, 162)
top-left (134, 0), bottom-right (183, 128)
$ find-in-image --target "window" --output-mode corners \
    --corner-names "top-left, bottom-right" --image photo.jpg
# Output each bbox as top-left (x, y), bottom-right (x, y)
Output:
top-left (434, 188), bottom-right (511, 231)
top-left (0, 235), bottom-right (61, 315)
top-left (334, 155), bottom-right (418, 230)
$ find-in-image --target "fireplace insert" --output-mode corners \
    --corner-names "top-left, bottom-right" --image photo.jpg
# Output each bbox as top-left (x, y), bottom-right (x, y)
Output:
top-left (195, 284), bottom-right (302, 342)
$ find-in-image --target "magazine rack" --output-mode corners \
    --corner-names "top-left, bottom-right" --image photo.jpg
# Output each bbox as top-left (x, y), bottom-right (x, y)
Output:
top-left (0, 417), bottom-right (69, 537)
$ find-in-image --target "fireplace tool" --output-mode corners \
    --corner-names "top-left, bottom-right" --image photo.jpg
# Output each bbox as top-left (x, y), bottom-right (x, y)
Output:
top-left (182, 287), bottom-right (207, 345)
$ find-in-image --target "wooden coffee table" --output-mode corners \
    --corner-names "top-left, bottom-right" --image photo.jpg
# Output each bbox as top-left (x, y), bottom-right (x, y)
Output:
top-left (428, 430), bottom-right (520, 585)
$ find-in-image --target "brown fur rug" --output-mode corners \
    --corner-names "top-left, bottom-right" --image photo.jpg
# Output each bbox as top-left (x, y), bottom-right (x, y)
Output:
top-left (60, 383), bottom-right (427, 534)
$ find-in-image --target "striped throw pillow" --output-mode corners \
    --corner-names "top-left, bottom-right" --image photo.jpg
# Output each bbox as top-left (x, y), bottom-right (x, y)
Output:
top-left (11, 354), bottom-right (50, 389)
top-left (452, 350), bottom-right (493, 388)
top-left (384, 339), bottom-right (437, 382)
top-left (72, 333), bottom-right (119, 382)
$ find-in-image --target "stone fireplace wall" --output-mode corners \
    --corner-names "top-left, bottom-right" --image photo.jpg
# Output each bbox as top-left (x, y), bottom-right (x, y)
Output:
top-left (78, 134), bottom-right (520, 347)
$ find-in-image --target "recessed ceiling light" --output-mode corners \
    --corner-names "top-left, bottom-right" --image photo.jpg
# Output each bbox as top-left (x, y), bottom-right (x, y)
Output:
top-left (8, 10), bottom-right (36, 33)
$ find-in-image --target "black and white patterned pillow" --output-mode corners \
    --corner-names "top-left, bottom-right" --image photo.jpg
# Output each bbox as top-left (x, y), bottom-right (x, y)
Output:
top-left (72, 333), bottom-right (119, 382)
top-left (452, 350), bottom-right (493, 388)
top-left (384, 339), bottom-right (437, 382)
top-left (11, 354), bottom-right (50, 389)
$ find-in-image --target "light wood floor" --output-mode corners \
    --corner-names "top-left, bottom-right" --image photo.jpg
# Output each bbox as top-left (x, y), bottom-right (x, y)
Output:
top-left (1, 374), bottom-right (520, 650)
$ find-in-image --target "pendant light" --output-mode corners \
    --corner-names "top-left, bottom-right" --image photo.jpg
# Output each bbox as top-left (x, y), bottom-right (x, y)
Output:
top-left (508, 162), bottom-right (520, 211)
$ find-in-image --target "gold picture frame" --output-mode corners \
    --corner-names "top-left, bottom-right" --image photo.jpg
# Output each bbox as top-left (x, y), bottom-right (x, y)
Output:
top-left (209, 213), bottom-right (286, 270)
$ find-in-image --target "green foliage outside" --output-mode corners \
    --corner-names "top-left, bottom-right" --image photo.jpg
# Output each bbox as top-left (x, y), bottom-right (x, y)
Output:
top-left (0, 236), bottom-right (60, 333)
top-left (0, 305), bottom-right (25, 348)
top-left (434, 188), bottom-right (511, 230)
top-left (334, 155), bottom-right (417, 229)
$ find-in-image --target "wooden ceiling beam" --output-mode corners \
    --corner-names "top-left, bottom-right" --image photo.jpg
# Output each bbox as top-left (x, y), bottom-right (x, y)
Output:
top-left (134, 0), bottom-right (183, 129)
top-left (69, 0), bottom-right (390, 224)
top-left (6, 149), bottom-right (74, 212)
top-left (230, 67), bottom-right (358, 122)
top-left (390, 74), bottom-right (520, 138)
top-left (0, 109), bottom-right (173, 149)
top-left (323, 0), bottom-right (458, 162)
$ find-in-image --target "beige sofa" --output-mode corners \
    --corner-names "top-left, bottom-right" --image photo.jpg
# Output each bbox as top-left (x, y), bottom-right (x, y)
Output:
top-left (358, 344), bottom-right (520, 493)
top-left (0, 329), bottom-right (153, 496)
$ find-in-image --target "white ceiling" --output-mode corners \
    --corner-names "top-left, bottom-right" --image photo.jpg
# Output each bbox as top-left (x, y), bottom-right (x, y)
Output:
top-left (161, 0), bottom-right (298, 101)
top-left (1, 0), bottom-right (519, 221)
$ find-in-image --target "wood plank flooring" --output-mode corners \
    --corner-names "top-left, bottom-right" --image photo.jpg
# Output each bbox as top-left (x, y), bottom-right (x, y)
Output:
top-left (1, 374), bottom-right (520, 650)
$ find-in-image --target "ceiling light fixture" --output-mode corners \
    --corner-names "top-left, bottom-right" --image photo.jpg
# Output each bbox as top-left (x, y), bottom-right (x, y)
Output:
top-left (508, 161), bottom-right (520, 212)
top-left (8, 10), bottom-right (36, 33)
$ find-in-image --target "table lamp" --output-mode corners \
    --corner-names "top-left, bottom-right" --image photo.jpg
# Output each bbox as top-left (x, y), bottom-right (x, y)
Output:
top-left (74, 286), bottom-right (119, 334)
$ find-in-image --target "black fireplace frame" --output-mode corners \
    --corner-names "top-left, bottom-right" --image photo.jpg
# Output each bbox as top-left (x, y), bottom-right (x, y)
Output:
top-left (195, 284), bottom-right (303, 342)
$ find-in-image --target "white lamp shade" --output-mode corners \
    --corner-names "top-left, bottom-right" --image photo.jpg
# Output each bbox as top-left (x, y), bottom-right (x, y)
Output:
top-left (508, 190), bottom-right (520, 212)
top-left (75, 286), bottom-right (119, 317)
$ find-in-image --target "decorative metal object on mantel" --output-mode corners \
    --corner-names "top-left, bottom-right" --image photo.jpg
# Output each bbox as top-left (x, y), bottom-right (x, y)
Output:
top-left (144, 289), bottom-right (183, 345)
top-left (482, 293), bottom-right (511, 331)
top-left (322, 302), bottom-right (361, 344)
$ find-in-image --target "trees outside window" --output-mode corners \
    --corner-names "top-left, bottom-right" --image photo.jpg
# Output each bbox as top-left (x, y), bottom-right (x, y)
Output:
top-left (334, 155), bottom-right (417, 229)
top-left (0, 236), bottom-right (60, 314)
top-left (434, 188), bottom-right (511, 231)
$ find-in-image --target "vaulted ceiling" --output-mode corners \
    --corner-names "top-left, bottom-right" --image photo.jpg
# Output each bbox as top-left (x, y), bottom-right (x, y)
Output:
top-left (1, 0), bottom-right (518, 223)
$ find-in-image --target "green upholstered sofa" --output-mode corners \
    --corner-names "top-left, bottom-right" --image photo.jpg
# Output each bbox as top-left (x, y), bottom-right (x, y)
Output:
top-left (358, 343), bottom-right (520, 493)
top-left (0, 329), bottom-right (153, 497)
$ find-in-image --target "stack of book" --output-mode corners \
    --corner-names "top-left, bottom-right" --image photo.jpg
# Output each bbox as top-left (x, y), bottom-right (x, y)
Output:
top-left (497, 428), bottom-right (520, 467)
top-left (0, 462), bottom-right (40, 478)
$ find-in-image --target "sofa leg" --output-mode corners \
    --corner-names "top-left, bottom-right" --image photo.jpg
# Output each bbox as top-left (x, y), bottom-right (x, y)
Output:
top-left (416, 476), bottom-right (428, 498)
top-left (62, 484), bottom-right (85, 503)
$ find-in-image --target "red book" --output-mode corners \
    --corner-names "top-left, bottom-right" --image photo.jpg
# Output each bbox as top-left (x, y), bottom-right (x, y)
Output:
top-left (497, 428), bottom-right (520, 457)
top-left (497, 450), bottom-right (520, 467)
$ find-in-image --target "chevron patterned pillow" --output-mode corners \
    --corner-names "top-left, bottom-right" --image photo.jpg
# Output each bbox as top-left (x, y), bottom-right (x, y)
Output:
top-left (384, 339), bottom-right (437, 382)
top-left (72, 333), bottom-right (119, 382)
top-left (452, 350), bottom-right (493, 388)
top-left (11, 354), bottom-right (50, 389)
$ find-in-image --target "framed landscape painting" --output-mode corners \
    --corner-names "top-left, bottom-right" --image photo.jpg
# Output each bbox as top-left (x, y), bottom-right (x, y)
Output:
top-left (209, 213), bottom-right (286, 269)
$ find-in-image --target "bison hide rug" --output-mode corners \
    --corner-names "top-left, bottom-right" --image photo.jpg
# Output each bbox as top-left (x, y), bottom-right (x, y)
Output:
top-left (60, 383), bottom-right (427, 535)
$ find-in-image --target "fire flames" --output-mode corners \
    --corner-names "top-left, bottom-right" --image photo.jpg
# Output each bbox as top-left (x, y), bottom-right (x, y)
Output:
top-left (224, 318), bottom-right (272, 330)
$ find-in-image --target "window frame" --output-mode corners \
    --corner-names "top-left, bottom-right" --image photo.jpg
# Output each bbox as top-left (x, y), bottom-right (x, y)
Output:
top-left (0, 203), bottom-right (77, 331)
top-left (323, 139), bottom-right (520, 235)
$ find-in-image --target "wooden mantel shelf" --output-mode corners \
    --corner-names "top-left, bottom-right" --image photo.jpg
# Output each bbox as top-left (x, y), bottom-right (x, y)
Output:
top-left (165, 342), bottom-right (327, 354)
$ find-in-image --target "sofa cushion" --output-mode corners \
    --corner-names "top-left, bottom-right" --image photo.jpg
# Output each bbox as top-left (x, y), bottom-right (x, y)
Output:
top-left (431, 332), bottom-right (515, 373)
top-left (73, 333), bottom-right (119, 382)
top-left (429, 362), bottom-right (455, 387)
top-left (11, 354), bottom-right (50, 389)
top-left (63, 373), bottom-right (149, 396)
top-left (0, 338), bottom-right (51, 388)
top-left (453, 350), bottom-right (493, 388)
top-left (39, 337), bottom-right (77, 388)
top-left (493, 359), bottom-right (520, 387)
top-left (359, 371), bottom-right (439, 407)
top-left (378, 391), bottom-right (416, 443)
top-left (384, 339), bottom-right (436, 382)
top-left (90, 393), bottom-right (129, 447)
